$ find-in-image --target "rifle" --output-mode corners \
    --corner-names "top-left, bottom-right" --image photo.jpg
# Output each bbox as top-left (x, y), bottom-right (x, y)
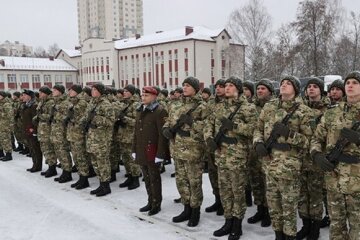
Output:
top-left (169, 102), bottom-right (201, 137)
top-left (264, 102), bottom-right (300, 153)
top-left (326, 121), bottom-right (360, 166)
top-left (114, 104), bottom-right (131, 129)
top-left (48, 105), bottom-right (56, 125)
top-left (63, 106), bottom-right (74, 127)
top-left (83, 103), bottom-right (98, 133)
top-left (213, 103), bottom-right (242, 147)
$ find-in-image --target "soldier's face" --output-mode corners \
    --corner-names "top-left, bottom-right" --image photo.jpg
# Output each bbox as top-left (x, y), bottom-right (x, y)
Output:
top-left (22, 94), bottom-right (31, 102)
top-left (12, 96), bottom-right (18, 100)
top-left (225, 83), bottom-right (238, 98)
top-left (256, 85), bottom-right (271, 99)
top-left (68, 89), bottom-right (78, 97)
top-left (182, 83), bottom-right (196, 97)
top-left (91, 88), bottom-right (101, 97)
top-left (39, 92), bottom-right (47, 99)
top-left (330, 87), bottom-right (343, 101)
top-left (306, 84), bottom-right (321, 99)
top-left (123, 90), bottom-right (132, 99)
top-left (280, 80), bottom-right (295, 99)
top-left (201, 92), bottom-right (210, 100)
top-left (243, 87), bottom-right (252, 98)
top-left (215, 85), bottom-right (225, 97)
top-left (141, 93), bottom-right (156, 105)
top-left (345, 79), bottom-right (360, 98)
top-left (174, 92), bottom-right (181, 98)
top-left (52, 89), bottom-right (61, 97)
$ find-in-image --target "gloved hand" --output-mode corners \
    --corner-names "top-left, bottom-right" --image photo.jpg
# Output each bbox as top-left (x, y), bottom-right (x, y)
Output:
top-left (63, 116), bottom-right (71, 127)
top-left (255, 142), bottom-right (268, 157)
top-left (206, 138), bottom-right (218, 152)
top-left (155, 157), bottom-right (163, 168)
top-left (340, 128), bottom-right (360, 145)
top-left (131, 153), bottom-right (136, 160)
top-left (272, 122), bottom-right (290, 138)
top-left (312, 152), bottom-right (335, 172)
top-left (178, 114), bottom-right (193, 126)
top-left (220, 117), bottom-right (235, 131)
top-left (162, 128), bottom-right (174, 140)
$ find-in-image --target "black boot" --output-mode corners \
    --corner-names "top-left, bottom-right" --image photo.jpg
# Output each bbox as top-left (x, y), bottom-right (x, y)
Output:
top-left (296, 217), bottom-right (311, 240)
top-left (174, 197), bottom-right (181, 203)
top-left (320, 215), bottom-right (330, 228)
top-left (90, 184), bottom-right (102, 195)
top-left (261, 207), bottom-right (271, 227)
top-left (128, 176), bottom-right (140, 190)
top-left (75, 176), bottom-right (89, 190)
top-left (172, 204), bottom-right (192, 223)
top-left (275, 231), bottom-right (285, 240)
top-left (245, 188), bottom-right (252, 207)
top-left (58, 170), bottom-right (72, 183)
top-left (71, 177), bottom-right (82, 188)
top-left (14, 144), bottom-right (24, 152)
top-left (0, 149), bottom-right (4, 160)
top-left (44, 165), bottom-right (57, 178)
top-left (284, 234), bottom-right (295, 240)
top-left (119, 176), bottom-right (132, 188)
top-left (171, 172), bottom-right (175, 178)
top-left (217, 203), bottom-right (224, 216)
top-left (248, 205), bottom-right (265, 224)
top-left (307, 219), bottom-right (321, 240)
top-left (148, 206), bottom-right (161, 216)
top-left (88, 165), bottom-right (96, 178)
top-left (2, 152), bottom-right (13, 162)
top-left (213, 218), bottom-right (233, 237)
top-left (96, 182), bottom-right (111, 197)
top-left (110, 170), bottom-right (117, 183)
top-left (20, 147), bottom-right (29, 155)
top-left (71, 165), bottom-right (78, 173)
top-left (187, 207), bottom-right (200, 227)
top-left (139, 203), bottom-right (152, 212)
top-left (228, 217), bottom-right (242, 240)
top-left (205, 194), bottom-right (221, 213)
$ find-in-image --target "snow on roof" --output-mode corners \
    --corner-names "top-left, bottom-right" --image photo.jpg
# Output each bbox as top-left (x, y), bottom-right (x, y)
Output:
top-left (0, 56), bottom-right (77, 71)
top-left (60, 49), bottom-right (81, 58)
top-left (114, 26), bottom-right (225, 50)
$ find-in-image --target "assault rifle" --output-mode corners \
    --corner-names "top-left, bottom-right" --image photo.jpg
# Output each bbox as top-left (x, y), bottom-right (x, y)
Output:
top-left (264, 103), bottom-right (300, 153)
top-left (169, 102), bottom-right (201, 138)
top-left (326, 121), bottom-right (360, 166)
top-left (63, 106), bottom-right (74, 127)
top-left (83, 104), bottom-right (98, 133)
top-left (48, 105), bottom-right (56, 125)
top-left (114, 104), bottom-right (131, 129)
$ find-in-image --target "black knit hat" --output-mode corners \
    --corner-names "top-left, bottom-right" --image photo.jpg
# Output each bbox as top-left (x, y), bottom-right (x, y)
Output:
top-left (329, 79), bottom-right (345, 95)
top-left (280, 75), bottom-right (301, 96)
top-left (0, 91), bottom-right (7, 98)
top-left (243, 81), bottom-right (255, 96)
top-left (170, 90), bottom-right (175, 95)
top-left (161, 89), bottom-right (169, 97)
top-left (92, 83), bottom-right (106, 95)
top-left (13, 91), bottom-right (21, 98)
top-left (225, 76), bottom-right (243, 94)
top-left (345, 71), bottom-right (360, 84)
top-left (69, 84), bottom-right (83, 94)
top-left (53, 84), bottom-right (65, 94)
top-left (124, 84), bottom-right (136, 95)
top-left (215, 79), bottom-right (225, 87)
top-left (202, 87), bottom-right (212, 96)
top-left (182, 76), bottom-right (200, 93)
top-left (6, 92), bottom-right (11, 98)
top-left (135, 88), bottom-right (141, 96)
top-left (22, 89), bottom-right (35, 98)
top-left (256, 79), bottom-right (274, 94)
top-left (82, 86), bottom-right (91, 96)
top-left (117, 88), bottom-right (124, 94)
top-left (306, 77), bottom-right (325, 95)
top-left (174, 87), bottom-right (183, 94)
top-left (39, 86), bottom-right (52, 95)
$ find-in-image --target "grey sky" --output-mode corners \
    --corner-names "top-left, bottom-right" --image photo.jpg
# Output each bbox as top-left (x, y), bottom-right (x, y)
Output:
top-left (0, 0), bottom-right (359, 50)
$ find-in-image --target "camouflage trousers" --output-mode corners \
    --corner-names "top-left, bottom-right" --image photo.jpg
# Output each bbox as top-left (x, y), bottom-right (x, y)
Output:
top-left (109, 137), bottom-right (121, 171)
top-left (174, 158), bottom-right (203, 208)
top-left (69, 139), bottom-right (89, 177)
top-left (327, 190), bottom-right (360, 240)
top-left (121, 143), bottom-right (141, 177)
top-left (266, 173), bottom-right (300, 237)
top-left (88, 149), bottom-right (111, 183)
top-left (141, 164), bottom-right (162, 208)
top-left (248, 153), bottom-right (267, 207)
top-left (207, 152), bottom-right (219, 196)
top-left (50, 125), bottom-right (72, 172)
top-left (39, 139), bottom-right (57, 166)
top-left (298, 169), bottom-right (324, 220)
top-left (0, 130), bottom-right (12, 153)
top-left (218, 166), bottom-right (247, 219)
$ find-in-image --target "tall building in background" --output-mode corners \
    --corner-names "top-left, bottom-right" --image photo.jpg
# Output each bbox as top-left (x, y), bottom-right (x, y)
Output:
top-left (77, 0), bottom-right (143, 44)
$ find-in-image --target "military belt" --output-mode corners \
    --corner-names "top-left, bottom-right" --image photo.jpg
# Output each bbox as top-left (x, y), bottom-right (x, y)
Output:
top-left (271, 143), bottom-right (291, 151)
top-left (337, 153), bottom-right (360, 164)
top-left (176, 129), bottom-right (190, 137)
top-left (219, 136), bottom-right (238, 145)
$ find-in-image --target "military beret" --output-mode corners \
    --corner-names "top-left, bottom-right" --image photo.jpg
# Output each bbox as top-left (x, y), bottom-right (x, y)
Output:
top-left (153, 86), bottom-right (161, 96)
top-left (142, 86), bottom-right (158, 95)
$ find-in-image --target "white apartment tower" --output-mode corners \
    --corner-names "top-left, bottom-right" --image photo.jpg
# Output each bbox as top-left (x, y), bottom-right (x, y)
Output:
top-left (77, 0), bottom-right (143, 44)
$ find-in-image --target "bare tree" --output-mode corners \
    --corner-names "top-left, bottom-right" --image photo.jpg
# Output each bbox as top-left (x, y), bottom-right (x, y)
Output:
top-left (350, 11), bottom-right (360, 70)
top-left (33, 47), bottom-right (48, 58)
top-left (48, 43), bottom-right (60, 57)
top-left (226, 0), bottom-right (272, 81)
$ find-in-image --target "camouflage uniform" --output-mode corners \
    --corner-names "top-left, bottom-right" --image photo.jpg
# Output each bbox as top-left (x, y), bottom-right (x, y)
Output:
top-left (0, 96), bottom-right (14, 154)
top-left (109, 95), bottom-right (124, 174)
top-left (253, 98), bottom-right (313, 237)
top-left (310, 101), bottom-right (360, 240)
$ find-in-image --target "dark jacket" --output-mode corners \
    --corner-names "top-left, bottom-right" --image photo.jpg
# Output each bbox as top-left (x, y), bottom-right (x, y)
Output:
top-left (21, 98), bottom-right (38, 138)
top-left (132, 101), bottom-right (168, 166)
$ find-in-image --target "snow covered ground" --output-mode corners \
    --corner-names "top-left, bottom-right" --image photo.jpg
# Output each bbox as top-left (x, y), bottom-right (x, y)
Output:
top-left (0, 152), bottom-right (330, 240)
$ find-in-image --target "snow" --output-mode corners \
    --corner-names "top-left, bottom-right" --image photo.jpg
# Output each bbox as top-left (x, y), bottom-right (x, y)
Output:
top-left (114, 26), bottom-right (224, 50)
top-left (0, 152), bottom-right (330, 240)
top-left (60, 49), bottom-right (82, 58)
top-left (0, 56), bottom-right (77, 71)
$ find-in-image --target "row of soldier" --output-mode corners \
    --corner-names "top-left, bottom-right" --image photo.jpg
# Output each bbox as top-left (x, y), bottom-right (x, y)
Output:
top-left (0, 71), bottom-right (358, 240)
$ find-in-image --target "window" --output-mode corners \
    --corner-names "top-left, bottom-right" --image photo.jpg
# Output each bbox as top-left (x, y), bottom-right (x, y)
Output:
top-left (32, 74), bottom-right (40, 83)
top-left (0, 74), bottom-right (5, 82)
top-left (106, 57), bottom-right (110, 65)
top-left (44, 75), bottom-right (51, 82)
top-left (221, 50), bottom-right (225, 60)
top-left (55, 75), bottom-right (62, 84)
top-left (211, 49), bottom-right (214, 59)
top-left (7, 74), bottom-right (16, 83)
top-left (66, 75), bottom-right (72, 83)
top-left (20, 74), bottom-right (28, 83)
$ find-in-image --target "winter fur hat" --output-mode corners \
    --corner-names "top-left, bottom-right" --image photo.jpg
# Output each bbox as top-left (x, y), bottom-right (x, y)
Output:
top-left (225, 76), bottom-right (243, 94)
top-left (39, 86), bottom-right (52, 95)
top-left (182, 76), bottom-right (200, 93)
top-left (256, 79), bottom-right (274, 94)
top-left (306, 77), bottom-right (325, 96)
top-left (53, 84), bottom-right (65, 94)
top-left (243, 81), bottom-right (255, 97)
top-left (280, 75), bottom-right (301, 96)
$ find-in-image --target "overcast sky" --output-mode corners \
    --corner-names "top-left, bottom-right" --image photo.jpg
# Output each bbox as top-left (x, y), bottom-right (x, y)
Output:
top-left (0, 0), bottom-right (359, 50)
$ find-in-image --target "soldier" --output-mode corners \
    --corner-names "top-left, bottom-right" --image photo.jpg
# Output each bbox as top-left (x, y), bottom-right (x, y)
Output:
top-left (253, 76), bottom-right (313, 240)
top-left (118, 84), bottom-right (142, 190)
top-left (169, 90), bottom-right (175, 100)
top-left (329, 79), bottom-right (345, 105)
top-left (204, 79), bottom-right (226, 216)
top-left (163, 77), bottom-right (209, 227)
top-left (81, 83), bottom-right (115, 197)
top-left (201, 88), bottom-right (212, 102)
top-left (12, 91), bottom-right (24, 152)
top-left (49, 84), bottom-right (73, 183)
top-left (243, 80), bottom-right (255, 102)
top-left (0, 91), bottom-right (14, 161)
top-left (133, 86), bottom-right (168, 216)
top-left (204, 77), bottom-right (257, 240)
top-left (297, 77), bottom-right (330, 240)
top-left (310, 71), bottom-right (360, 240)
top-left (21, 89), bottom-right (42, 172)
top-left (65, 84), bottom-right (90, 190)
top-left (247, 79), bottom-right (274, 227)
top-left (173, 87), bottom-right (183, 100)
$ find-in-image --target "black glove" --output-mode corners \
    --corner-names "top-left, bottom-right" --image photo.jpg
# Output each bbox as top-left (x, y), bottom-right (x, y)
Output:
top-left (255, 142), bottom-right (268, 157)
top-left (162, 128), bottom-right (174, 140)
top-left (63, 116), bottom-right (71, 127)
top-left (206, 138), bottom-right (218, 152)
top-left (340, 128), bottom-right (360, 145)
top-left (220, 117), bottom-right (235, 131)
top-left (178, 114), bottom-right (193, 126)
top-left (272, 122), bottom-right (290, 138)
top-left (312, 152), bottom-right (335, 172)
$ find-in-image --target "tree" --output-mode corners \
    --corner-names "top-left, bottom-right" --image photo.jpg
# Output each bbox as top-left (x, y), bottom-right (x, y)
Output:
top-left (226, 0), bottom-right (272, 81)
top-left (33, 47), bottom-right (48, 58)
top-left (350, 11), bottom-right (360, 70)
top-left (48, 43), bottom-right (60, 57)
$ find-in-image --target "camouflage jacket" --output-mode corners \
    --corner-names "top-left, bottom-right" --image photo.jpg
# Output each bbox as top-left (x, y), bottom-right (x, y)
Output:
top-left (310, 101), bottom-right (360, 194)
top-left (66, 95), bottom-right (88, 142)
top-left (51, 95), bottom-right (71, 126)
top-left (117, 96), bottom-right (140, 144)
top-left (0, 97), bottom-right (14, 132)
top-left (35, 96), bottom-right (55, 141)
top-left (163, 93), bottom-right (209, 161)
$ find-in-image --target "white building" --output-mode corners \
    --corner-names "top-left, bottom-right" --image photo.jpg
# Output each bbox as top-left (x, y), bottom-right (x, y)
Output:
top-left (77, 0), bottom-right (143, 44)
top-left (0, 56), bottom-right (78, 92)
top-left (0, 40), bottom-right (33, 57)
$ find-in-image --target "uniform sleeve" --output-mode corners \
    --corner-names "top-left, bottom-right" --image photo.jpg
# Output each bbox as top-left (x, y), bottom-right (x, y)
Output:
top-left (192, 102), bottom-right (210, 140)
top-left (233, 103), bottom-right (257, 138)
top-left (310, 112), bottom-right (328, 154)
top-left (203, 108), bottom-right (215, 141)
top-left (93, 102), bottom-right (115, 128)
top-left (122, 102), bottom-right (138, 128)
top-left (253, 105), bottom-right (267, 144)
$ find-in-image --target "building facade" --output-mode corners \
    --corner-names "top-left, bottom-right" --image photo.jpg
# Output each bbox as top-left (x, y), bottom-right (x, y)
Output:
top-left (77, 0), bottom-right (143, 44)
top-left (0, 40), bottom-right (33, 57)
